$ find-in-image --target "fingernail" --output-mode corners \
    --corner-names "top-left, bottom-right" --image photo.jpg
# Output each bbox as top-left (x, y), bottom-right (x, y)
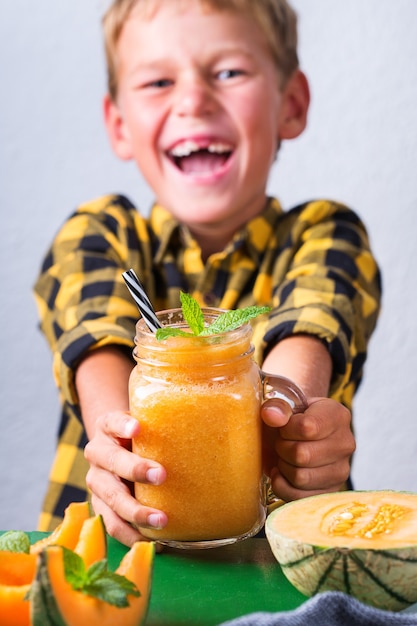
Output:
top-left (147, 513), bottom-right (165, 529)
top-left (146, 467), bottom-right (163, 485)
top-left (124, 418), bottom-right (138, 437)
top-left (265, 406), bottom-right (286, 418)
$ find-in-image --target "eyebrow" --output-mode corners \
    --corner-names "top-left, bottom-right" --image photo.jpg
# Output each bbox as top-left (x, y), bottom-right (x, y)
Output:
top-left (126, 45), bottom-right (257, 75)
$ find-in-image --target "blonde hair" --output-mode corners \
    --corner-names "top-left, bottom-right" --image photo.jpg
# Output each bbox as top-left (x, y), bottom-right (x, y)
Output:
top-left (103, 0), bottom-right (299, 101)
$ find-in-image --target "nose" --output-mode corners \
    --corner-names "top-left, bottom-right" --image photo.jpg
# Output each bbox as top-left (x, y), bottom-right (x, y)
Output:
top-left (174, 73), bottom-right (216, 118)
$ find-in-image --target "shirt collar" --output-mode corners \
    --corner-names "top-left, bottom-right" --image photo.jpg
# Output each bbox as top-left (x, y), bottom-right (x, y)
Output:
top-left (150, 197), bottom-right (284, 265)
top-left (230, 197), bottom-right (284, 264)
top-left (150, 204), bottom-right (181, 264)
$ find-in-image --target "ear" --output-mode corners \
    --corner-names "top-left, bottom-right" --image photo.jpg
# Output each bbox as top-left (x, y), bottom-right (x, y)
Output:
top-left (278, 70), bottom-right (310, 140)
top-left (103, 94), bottom-right (133, 161)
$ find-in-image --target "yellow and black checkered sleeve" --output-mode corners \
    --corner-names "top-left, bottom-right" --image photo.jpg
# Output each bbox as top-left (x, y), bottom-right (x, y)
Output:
top-left (33, 194), bottom-right (154, 411)
top-left (263, 200), bottom-right (382, 408)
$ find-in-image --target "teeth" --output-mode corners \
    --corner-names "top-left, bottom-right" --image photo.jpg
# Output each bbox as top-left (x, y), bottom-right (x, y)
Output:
top-left (207, 142), bottom-right (231, 154)
top-left (170, 140), bottom-right (200, 157)
top-left (170, 141), bottom-right (231, 157)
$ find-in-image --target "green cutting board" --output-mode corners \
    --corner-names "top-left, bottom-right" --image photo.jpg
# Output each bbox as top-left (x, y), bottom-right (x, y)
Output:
top-left (23, 532), bottom-right (306, 625)
top-left (107, 536), bottom-right (307, 625)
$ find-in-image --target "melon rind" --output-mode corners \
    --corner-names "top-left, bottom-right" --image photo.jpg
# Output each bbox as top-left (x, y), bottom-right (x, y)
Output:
top-left (265, 491), bottom-right (417, 611)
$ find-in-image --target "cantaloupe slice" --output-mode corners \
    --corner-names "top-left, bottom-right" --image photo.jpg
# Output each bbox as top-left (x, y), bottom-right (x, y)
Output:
top-left (0, 552), bottom-right (37, 626)
top-left (0, 551), bottom-right (37, 586)
top-left (0, 582), bottom-right (32, 626)
top-left (31, 541), bottom-right (154, 626)
top-left (73, 513), bottom-right (107, 567)
top-left (30, 501), bottom-right (91, 555)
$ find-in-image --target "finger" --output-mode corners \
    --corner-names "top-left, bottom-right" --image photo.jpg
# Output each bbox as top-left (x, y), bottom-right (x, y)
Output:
top-left (270, 461), bottom-right (351, 500)
top-left (97, 411), bottom-right (140, 439)
top-left (84, 438), bottom-right (166, 485)
top-left (261, 399), bottom-right (293, 427)
top-left (90, 494), bottom-right (146, 547)
top-left (276, 431), bottom-right (355, 468)
top-left (86, 466), bottom-right (168, 531)
top-left (277, 399), bottom-right (352, 442)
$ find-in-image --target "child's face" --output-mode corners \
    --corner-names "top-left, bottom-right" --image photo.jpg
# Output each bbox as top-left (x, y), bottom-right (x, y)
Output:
top-left (105, 1), bottom-right (307, 244)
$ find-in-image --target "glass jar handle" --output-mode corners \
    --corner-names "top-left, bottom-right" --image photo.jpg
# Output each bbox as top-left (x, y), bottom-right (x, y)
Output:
top-left (260, 371), bottom-right (308, 414)
top-left (259, 372), bottom-right (308, 509)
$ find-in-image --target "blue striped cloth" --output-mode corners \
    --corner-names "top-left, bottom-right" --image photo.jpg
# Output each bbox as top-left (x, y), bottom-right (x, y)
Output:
top-left (220, 592), bottom-right (417, 625)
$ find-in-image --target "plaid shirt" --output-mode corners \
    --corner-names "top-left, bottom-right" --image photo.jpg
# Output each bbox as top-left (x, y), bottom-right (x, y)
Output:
top-left (34, 194), bottom-right (381, 530)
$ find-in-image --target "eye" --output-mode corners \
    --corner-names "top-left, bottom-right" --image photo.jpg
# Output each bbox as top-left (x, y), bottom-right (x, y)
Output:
top-left (143, 78), bottom-right (173, 89)
top-left (216, 68), bottom-right (245, 81)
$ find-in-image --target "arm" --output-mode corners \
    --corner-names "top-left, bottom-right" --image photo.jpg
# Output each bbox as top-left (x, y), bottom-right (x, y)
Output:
top-left (263, 200), bottom-right (382, 408)
top-left (78, 346), bottom-right (167, 547)
top-left (76, 346), bottom-right (132, 440)
top-left (261, 335), bottom-right (355, 502)
top-left (262, 334), bottom-right (332, 397)
top-left (33, 195), bottom-right (160, 540)
top-left (256, 200), bottom-right (380, 501)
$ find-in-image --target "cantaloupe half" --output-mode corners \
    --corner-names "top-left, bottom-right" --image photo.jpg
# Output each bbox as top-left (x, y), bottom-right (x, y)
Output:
top-left (31, 541), bottom-right (154, 626)
top-left (265, 490), bottom-right (417, 611)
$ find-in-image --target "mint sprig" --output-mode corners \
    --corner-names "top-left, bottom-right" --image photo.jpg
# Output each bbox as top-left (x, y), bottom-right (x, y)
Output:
top-left (0, 530), bottom-right (30, 553)
top-left (62, 546), bottom-right (140, 608)
top-left (155, 292), bottom-right (270, 341)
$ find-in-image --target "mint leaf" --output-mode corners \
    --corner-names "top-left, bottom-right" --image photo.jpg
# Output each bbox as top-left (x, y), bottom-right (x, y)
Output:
top-left (87, 559), bottom-right (110, 581)
top-left (62, 546), bottom-right (88, 588)
top-left (203, 305), bottom-right (271, 335)
top-left (83, 563), bottom-right (140, 608)
top-left (180, 291), bottom-right (205, 335)
top-left (0, 530), bottom-right (30, 554)
top-left (62, 547), bottom-right (139, 608)
top-left (155, 327), bottom-right (191, 341)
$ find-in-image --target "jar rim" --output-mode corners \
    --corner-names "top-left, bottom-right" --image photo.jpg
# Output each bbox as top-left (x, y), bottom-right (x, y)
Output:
top-left (135, 306), bottom-right (252, 340)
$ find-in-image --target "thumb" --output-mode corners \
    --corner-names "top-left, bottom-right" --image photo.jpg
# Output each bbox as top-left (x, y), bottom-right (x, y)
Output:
top-left (261, 398), bottom-right (294, 427)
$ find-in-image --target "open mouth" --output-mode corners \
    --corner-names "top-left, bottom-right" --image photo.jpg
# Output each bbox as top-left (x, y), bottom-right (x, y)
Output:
top-left (168, 140), bottom-right (233, 174)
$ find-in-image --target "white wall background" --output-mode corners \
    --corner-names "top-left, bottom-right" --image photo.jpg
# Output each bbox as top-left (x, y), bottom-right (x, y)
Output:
top-left (1, 1), bottom-right (416, 531)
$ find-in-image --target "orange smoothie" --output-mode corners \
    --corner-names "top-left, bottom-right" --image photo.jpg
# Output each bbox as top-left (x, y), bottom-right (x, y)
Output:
top-left (129, 313), bottom-right (264, 545)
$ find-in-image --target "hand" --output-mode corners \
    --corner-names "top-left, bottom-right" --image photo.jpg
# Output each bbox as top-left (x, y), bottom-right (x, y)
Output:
top-left (84, 411), bottom-right (167, 547)
top-left (261, 397), bottom-right (355, 501)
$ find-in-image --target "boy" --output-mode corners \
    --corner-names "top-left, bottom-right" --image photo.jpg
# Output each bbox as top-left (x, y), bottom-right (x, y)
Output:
top-left (34, 0), bottom-right (381, 547)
